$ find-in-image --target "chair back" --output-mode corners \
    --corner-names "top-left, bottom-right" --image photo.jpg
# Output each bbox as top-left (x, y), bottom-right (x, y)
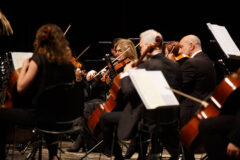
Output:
top-left (33, 82), bottom-right (84, 128)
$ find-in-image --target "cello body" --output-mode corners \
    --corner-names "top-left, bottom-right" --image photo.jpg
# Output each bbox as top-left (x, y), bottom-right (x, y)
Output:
top-left (87, 58), bottom-right (132, 135)
top-left (179, 72), bottom-right (240, 150)
top-left (88, 74), bottom-right (121, 135)
top-left (0, 68), bottom-right (21, 108)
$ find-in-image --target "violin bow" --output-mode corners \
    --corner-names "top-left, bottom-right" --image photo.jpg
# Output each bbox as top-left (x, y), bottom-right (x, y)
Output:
top-left (113, 42), bottom-right (140, 63)
top-left (63, 24), bottom-right (72, 36)
top-left (62, 24), bottom-right (90, 61)
top-left (166, 87), bottom-right (209, 108)
top-left (75, 45), bottom-right (91, 61)
top-left (93, 42), bottom-right (140, 78)
top-left (166, 45), bottom-right (176, 57)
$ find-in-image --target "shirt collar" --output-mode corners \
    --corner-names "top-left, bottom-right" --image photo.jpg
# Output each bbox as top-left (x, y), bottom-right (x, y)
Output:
top-left (191, 50), bottom-right (202, 58)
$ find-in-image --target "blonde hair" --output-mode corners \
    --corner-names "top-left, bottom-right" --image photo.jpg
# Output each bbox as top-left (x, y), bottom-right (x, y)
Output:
top-left (0, 10), bottom-right (13, 36)
top-left (114, 39), bottom-right (138, 60)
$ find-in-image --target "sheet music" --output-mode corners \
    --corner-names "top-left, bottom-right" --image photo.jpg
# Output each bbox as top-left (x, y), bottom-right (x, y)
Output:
top-left (11, 52), bottom-right (33, 70)
top-left (207, 23), bottom-right (240, 57)
top-left (129, 69), bottom-right (179, 110)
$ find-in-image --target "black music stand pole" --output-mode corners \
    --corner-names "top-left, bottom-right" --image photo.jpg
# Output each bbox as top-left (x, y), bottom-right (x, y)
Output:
top-left (79, 140), bottom-right (103, 160)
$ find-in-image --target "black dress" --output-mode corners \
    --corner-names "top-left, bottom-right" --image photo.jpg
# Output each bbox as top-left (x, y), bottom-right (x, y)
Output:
top-left (0, 53), bottom-right (75, 159)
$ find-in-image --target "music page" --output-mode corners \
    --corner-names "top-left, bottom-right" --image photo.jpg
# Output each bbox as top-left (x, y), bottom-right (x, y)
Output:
top-left (11, 52), bottom-right (33, 70)
top-left (207, 23), bottom-right (240, 57)
top-left (129, 69), bottom-right (179, 110)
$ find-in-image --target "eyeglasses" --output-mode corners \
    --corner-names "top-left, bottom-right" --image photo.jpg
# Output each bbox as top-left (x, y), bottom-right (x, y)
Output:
top-left (115, 49), bottom-right (122, 53)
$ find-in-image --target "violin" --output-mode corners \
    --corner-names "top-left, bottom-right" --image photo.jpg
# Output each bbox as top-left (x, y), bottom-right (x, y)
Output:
top-left (100, 58), bottom-right (131, 83)
top-left (175, 54), bottom-right (189, 62)
top-left (72, 45), bottom-right (91, 69)
top-left (72, 57), bottom-right (82, 69)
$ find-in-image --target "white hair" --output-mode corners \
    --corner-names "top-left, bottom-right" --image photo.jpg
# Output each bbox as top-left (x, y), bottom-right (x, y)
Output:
top-left (139, 29), bottom-right (163, 45)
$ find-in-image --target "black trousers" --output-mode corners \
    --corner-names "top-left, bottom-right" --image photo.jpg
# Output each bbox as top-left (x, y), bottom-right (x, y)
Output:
top-left (180, 102), bottom-right (200, 160)
top-left (0, 108), bottom-right (58, 159)
top-left (99, 112), bottom-right (124, 159)
top-left (199, 115), bottom-right (240, 160)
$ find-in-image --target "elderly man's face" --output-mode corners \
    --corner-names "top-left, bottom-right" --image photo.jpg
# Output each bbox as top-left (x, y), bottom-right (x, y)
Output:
top-left (179, 38), bottom-right (191, 56)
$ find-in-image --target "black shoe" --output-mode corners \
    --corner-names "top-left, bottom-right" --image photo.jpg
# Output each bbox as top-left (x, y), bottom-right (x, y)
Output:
top-left (124, 145), bottom-right (137, 159)
top-left (67, 134), bottom-right (83, 152)
top-left (67, 147), bottom-right (80, 152)
top-left (102, 147), bottom-right (112, 157)
top-left (147, 154), bottom-right (160, 160)
top-left (114, 156), bottom-right (124, 160)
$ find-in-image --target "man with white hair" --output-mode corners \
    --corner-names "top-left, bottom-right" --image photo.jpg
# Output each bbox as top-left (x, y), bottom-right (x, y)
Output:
top-left (100, 29), bottom-right (182, 160)
top-left (178, 34), bottom-right (216, 160)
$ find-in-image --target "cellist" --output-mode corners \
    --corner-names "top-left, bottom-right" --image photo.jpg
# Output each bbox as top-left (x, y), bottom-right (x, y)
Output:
top-left (99, 29), bottom-right (182, 160)
top-left (198, 69), bottom-right (240, 160)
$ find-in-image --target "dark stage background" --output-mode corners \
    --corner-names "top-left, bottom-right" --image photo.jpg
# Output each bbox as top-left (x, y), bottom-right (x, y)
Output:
top-left (1, 1), bottom-right (240, 73)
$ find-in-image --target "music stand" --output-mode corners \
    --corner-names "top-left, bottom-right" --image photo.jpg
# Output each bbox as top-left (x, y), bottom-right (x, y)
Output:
top-left (129, 69), bottom-right (180, 159)
top-left (207, 23), bottom-right (240, 73)
top-left (129, 69), bottom-right (179, 110)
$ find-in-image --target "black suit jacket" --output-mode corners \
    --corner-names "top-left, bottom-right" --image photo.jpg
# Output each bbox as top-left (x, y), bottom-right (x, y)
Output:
top-left (117, 53), bottom-right (182, 140)
top-left (180, 52), bottom-right (216, 126)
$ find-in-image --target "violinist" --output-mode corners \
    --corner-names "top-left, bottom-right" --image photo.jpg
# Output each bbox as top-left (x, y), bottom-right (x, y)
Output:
top-left (198, 69), bottom-right (240, 160)
top-left (163, 41), bottom-right (179, 62)
top-left (178, 34), bottom-right (217, 160)
top-left (0, 24), bottom-right (79, 160)
top-left (99, 29), bottom-right (182, 160)
top-left (163, 41), bottom-right (190, 65)
top-left (86, 38), bottom-right (137, 82)
top-left (67, 38), bottom-right (138, 153)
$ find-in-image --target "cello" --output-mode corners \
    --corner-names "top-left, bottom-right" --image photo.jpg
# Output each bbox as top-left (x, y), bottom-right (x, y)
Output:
top-left (0, 68), bottom-right (21, 108)
top-left (87, 59), bottom-right (130, 135)
top-left (0, 65), bottom-right (34, 144)
top-left (179, 69), bottom-right (240, 151)
top-left (87, 37), bottom-right (162, 135)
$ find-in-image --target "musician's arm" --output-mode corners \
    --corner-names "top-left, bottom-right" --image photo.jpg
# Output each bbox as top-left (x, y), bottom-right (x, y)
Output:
top-left (17, 59), bottom-right (38, 93)
top-left (226, 108), bottom-right (240, 158)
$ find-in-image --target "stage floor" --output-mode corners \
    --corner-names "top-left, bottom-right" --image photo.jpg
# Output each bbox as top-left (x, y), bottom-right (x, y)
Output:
top-left (6, 141), bottom-right (207, 160)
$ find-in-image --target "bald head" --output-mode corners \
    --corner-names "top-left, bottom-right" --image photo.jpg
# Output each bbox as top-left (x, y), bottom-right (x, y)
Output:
top-left (182, 35), bottom-right (201, 47)
top-left (179, 34), bottom-right (202, 57)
